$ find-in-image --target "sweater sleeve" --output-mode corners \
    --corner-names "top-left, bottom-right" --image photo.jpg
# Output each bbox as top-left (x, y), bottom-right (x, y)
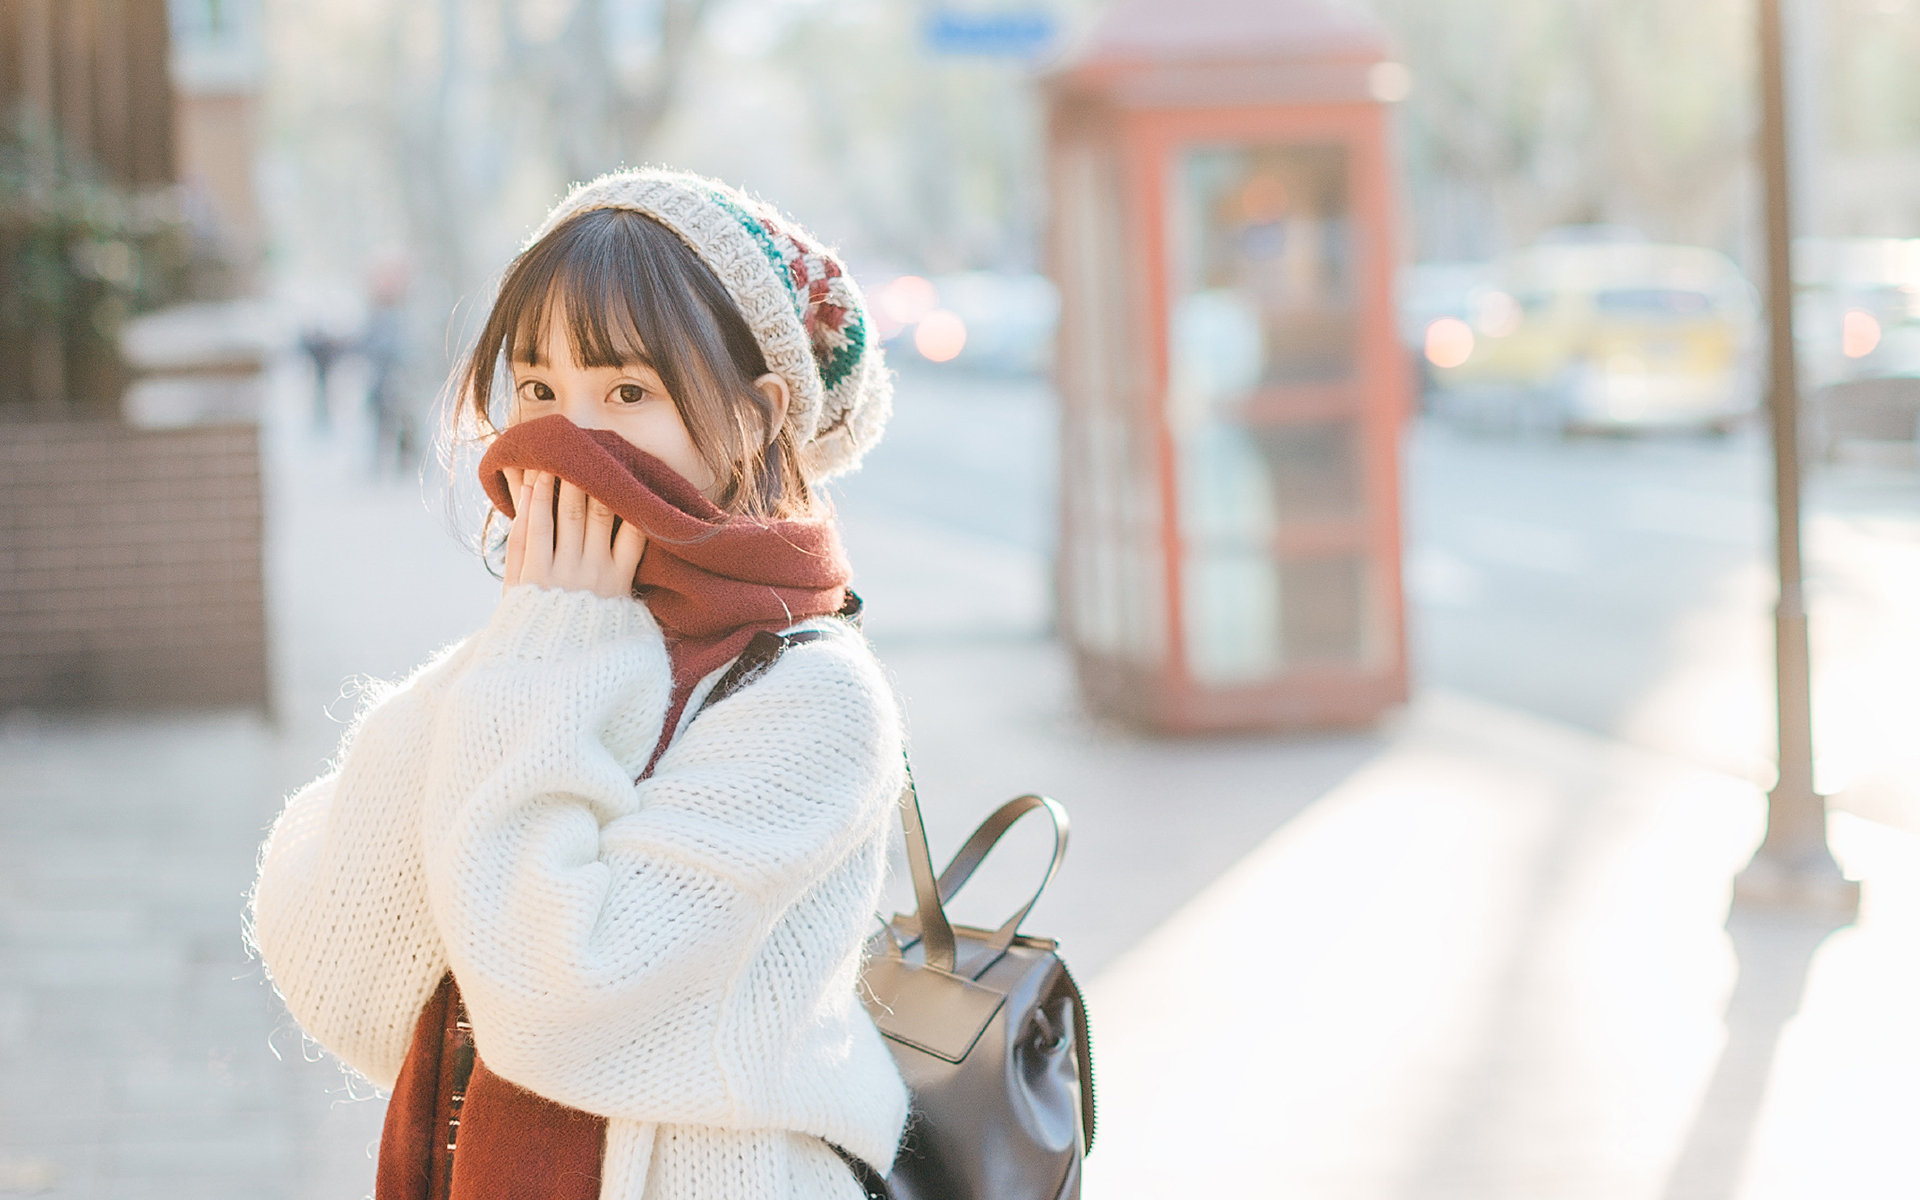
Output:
top-left (249, 637), bottom-right (479, 1087)
top-left (420, 587), bottom-right (906, 1137)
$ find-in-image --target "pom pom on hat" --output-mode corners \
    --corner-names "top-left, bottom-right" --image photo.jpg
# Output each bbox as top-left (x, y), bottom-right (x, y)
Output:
top-left (525, 168), bottom-right (892, 481)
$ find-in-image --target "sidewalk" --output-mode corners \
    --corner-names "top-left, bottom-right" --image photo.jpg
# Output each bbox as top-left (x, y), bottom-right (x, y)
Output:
top-left (1078, 694), bottom-right (1920, 1199)
top-left (3, 369), bottom-right (1917, 1197)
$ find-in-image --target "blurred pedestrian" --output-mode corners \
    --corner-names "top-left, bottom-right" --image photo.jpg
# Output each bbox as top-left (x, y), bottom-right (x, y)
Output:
top-left (250, 170), bottom-right (907, 1200)
top-left (361, 256), bottom-right (416, 475)
top-left (298, 326), bottom-right (344, 430)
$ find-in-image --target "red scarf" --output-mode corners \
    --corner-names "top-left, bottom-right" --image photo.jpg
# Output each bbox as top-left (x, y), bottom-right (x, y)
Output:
top-left (477, 415), bottom-right (850, 767)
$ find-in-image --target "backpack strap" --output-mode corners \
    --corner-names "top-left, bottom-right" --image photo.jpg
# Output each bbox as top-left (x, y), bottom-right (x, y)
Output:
top-left (690, 590), bottom-right (861, 721)
top-left (692, 628), bottom-right (829, 721)
top-left (679, 590), bottom-right (861, 729)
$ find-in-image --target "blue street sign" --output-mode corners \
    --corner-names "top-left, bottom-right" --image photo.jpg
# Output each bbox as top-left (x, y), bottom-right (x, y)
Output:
top-left (923, 9), bottom-right (1059, 57)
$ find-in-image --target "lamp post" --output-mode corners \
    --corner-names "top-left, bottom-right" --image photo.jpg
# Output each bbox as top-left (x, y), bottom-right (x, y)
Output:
top-left (1733, 0), bottom-right (1857, 914)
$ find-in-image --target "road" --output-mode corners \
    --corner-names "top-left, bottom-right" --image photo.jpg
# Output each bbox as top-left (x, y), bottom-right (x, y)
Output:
top-left (1410, 420), bottom-right (1920, 821)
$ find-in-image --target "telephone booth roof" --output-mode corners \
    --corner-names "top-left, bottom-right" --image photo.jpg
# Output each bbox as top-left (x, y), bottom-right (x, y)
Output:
top-left (1065, 0), bottom-right (1389, 75)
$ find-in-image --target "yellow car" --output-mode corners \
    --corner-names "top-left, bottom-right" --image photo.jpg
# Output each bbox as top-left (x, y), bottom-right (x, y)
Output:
top-left (1423, 242), bottom-right (1760, 432)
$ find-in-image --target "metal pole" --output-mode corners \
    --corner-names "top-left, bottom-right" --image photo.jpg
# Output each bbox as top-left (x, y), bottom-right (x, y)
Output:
top-left (1736, 0), bottom-right (1857, 913)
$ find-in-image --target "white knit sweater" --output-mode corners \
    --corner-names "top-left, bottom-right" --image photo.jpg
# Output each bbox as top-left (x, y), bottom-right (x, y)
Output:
top-left (251, 585), bottom-right (910, 1200)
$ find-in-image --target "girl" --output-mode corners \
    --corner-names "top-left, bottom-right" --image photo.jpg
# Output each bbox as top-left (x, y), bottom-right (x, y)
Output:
top-left (250, 169), bottom-right (910, 1200)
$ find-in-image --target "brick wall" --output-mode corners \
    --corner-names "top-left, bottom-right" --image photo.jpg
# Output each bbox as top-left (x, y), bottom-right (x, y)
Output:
top-left (0, 416), bottom-right (269, 711)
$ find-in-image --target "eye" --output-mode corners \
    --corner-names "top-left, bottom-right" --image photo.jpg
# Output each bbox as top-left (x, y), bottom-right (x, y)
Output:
top-left (519, 380), bottom-right (555, 403)
top-left (614, 384), bottom-right (647, 406)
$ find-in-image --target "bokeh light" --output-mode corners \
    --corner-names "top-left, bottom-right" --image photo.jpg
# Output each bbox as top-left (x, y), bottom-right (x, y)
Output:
top-left (1842, 309), bottom-right (1882, 358)
top-left (877, 275), bottom-right (939, 327)
top-left (914, 309), bottom-right (967, 362)
top-left (1425, 317), bottom-right (1475, 368)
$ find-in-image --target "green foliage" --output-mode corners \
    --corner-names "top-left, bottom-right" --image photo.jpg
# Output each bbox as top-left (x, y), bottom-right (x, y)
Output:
top-left (0, 108), bottom-right (195, 408)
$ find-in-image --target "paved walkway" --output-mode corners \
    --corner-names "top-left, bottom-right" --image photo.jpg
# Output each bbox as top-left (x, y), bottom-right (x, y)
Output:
top-left (4, 368), bottom-right (1918, 1197)
top-left (1081, 696), bottom-right (1920, 1199)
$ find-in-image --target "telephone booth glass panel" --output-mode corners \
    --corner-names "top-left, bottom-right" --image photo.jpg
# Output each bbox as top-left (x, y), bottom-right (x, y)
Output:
top-left (1058, 134), bottom-right (1167, 670)
top-left (1168, 141), bottom-right (1372, 684)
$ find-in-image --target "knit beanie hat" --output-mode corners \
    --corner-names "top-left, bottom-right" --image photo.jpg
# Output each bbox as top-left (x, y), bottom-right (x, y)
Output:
top-left (524, 168), bottom-right (891, 481)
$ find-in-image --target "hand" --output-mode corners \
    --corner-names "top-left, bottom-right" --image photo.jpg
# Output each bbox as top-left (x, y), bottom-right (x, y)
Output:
top-left (503, 470), bottom-right (646, 598)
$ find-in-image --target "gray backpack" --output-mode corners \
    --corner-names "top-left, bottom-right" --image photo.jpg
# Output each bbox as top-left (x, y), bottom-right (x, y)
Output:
top-left (696, 629), bottom-right (1096, 1200)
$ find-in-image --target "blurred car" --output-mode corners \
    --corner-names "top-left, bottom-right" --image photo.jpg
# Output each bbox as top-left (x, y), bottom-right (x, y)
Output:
top-left (1778, 238), bottom-right (1920, 465)
top-left (1794, 237), bottom-right (1920, 386)
top-left (1419, 240), bottom-right (1761, 433)
top-left (1809, 376), bottom-right (1920, 465)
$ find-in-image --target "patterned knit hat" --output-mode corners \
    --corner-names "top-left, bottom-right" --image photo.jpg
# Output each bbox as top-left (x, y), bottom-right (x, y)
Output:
top-left (524, 168), bottom-right (891, 482)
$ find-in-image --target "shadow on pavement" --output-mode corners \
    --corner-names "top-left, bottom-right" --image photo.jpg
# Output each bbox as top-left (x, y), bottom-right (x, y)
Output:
top-left (1657, 906), bottom-right (1852, 1200)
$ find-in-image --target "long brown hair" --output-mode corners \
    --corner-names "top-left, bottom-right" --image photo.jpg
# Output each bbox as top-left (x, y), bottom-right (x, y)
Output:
top-left (458, 207), bottom-right (813, 521)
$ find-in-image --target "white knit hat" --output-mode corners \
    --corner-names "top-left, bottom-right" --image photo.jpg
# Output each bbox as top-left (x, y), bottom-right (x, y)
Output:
top-left (526, 168), bottom-right (892, 481)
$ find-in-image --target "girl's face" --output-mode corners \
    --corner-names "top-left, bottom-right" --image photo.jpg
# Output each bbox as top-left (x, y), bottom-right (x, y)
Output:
top-left (509, 321), bottom-right (718, 497)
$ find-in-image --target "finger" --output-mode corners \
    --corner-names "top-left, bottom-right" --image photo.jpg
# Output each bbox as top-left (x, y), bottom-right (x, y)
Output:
top-left (523, 472), bottom-right (556, 583)
top-left (585, 492), bottom-right (618, 553)
top-left (502, 466), bottom-right (525, 508)
top-left (556, 478), bottom-right (591, 567)
top-left (503, 478), bottom-right (531, 586)
top-left (609, 517), bottom-right (646, 592)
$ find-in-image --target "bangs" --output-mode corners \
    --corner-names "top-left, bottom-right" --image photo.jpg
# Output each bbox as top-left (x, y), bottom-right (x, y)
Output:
top-left (506, 237), bottom-right (654, 371)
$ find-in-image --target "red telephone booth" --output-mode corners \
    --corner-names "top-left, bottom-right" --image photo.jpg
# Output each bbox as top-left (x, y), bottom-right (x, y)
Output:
top-left (1046, 0), bottom-right (1410, 733)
